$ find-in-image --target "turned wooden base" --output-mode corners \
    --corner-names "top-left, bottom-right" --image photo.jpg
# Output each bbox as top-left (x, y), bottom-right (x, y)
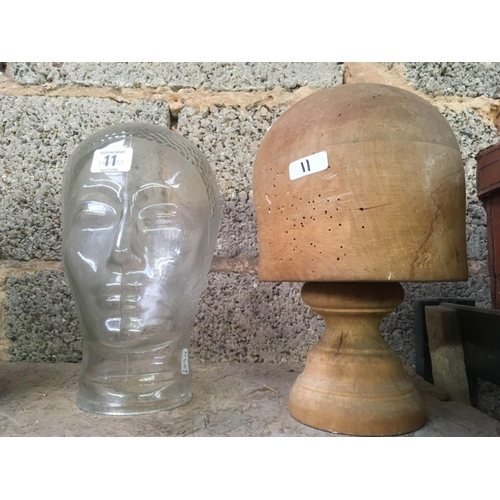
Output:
top-left (289, 282), bottom-right (426, 436)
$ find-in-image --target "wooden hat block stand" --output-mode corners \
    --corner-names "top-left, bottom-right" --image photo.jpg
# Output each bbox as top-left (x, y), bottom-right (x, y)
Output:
top-left (252, 84), bottom-right (468, 436)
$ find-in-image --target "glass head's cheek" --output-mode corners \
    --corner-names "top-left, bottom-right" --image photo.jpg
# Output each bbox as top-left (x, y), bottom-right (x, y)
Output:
top-left (64, 247), bottom-right (100, 273)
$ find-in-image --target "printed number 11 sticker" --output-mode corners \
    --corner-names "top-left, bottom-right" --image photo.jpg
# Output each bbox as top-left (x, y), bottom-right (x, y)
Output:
top-left (91, 146), bottom-right (133, 173)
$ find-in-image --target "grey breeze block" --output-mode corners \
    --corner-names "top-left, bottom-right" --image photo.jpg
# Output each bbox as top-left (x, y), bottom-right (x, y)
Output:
top-left (177, 105), bottom-right (286, 258)
top-left (405, 62), bottom-right (500, 99)
top-left (9, 62), bottom-right (345, 92)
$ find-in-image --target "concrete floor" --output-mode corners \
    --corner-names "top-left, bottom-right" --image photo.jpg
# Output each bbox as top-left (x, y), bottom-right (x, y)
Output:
top-left (0, 362), bottom-right (498, 437)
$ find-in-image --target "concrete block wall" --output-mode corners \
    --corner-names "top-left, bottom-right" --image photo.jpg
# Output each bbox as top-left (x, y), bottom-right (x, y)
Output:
top-left (1, 62), bottom-right (499, 368)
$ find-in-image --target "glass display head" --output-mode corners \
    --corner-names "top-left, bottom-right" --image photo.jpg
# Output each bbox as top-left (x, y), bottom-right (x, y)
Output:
top-left (62, 123), bottom-right (220, 415)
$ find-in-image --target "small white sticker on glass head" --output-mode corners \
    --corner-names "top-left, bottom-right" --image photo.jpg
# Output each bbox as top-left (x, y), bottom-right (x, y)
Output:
top-left (289, 151), bottom-right (328, 180)
top-left (181, 348), bottom-right (189, 375)
top-left (91, 144), bottom-right (133, 173)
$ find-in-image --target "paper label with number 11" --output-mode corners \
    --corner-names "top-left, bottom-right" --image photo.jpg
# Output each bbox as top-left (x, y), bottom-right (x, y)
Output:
top-left (289, 151), bottom-right (328, 180)
top-left (91, 144), bottom-right (133, 173)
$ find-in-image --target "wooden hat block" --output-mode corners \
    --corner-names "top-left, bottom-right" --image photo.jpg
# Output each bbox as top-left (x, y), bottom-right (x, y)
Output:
top-left (252, 83), bottom-right (468, 436)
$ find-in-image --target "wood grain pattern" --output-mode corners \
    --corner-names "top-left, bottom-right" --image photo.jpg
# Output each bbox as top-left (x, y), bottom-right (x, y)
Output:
top-left (253, 83), bottom-right (468, 282)
top-left (288, 282), bottom-right (426, 436)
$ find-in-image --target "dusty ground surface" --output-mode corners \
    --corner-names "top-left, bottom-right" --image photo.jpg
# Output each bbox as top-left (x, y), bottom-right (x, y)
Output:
top-left (0, 362), bottom-right (498, 437)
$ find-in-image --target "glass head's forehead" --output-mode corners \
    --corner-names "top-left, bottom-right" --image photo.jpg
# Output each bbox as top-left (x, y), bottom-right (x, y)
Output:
top-left (67, 141), bottom-right (208, 210)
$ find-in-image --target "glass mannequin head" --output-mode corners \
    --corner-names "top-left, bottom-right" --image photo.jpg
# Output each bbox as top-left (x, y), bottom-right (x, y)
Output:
top-left (62, 123), bottom-right (220, 415)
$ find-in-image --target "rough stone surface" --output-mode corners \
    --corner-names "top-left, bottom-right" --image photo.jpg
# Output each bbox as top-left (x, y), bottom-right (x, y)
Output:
top-left (0, 362), bottom-right (497, 436)
top-left (217, 191), bottom-right (258, 258)
top-left (0, 95), bottom-right (171, 261)
top-left (405, 63), bottom-right (500, 98)
top-left (440, 108), bottom-right (499, 262)
top-left (5, 272), bottom-right (81, 362)
top-left (192, 273), bottom-right (322, 363)
top-left (9, 62), bottom-right (345, 91)
top-left (178, 105), bottom-right (284, 195)
top-left (466, 202), bottom-right (488, 261)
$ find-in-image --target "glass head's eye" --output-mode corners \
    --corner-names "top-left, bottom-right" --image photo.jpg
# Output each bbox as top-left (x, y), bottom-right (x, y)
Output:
top-left (76, 201), bottom-right (117, 230)
top-left (139, 203), bottom-right (180, 232)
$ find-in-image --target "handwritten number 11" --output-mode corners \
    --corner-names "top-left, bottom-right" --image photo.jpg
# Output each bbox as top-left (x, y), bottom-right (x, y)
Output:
top-left (301, 159), bottom-right (311, 173)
